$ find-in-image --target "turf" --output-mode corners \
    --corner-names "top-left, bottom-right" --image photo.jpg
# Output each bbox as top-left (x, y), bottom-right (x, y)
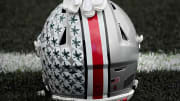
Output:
top-left (0, 71), bottom-right (180, 101)
top-left (0, 0), bottom-right (180, 53)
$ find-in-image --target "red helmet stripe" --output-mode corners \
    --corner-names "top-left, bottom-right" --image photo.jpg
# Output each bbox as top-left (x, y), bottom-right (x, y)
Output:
top-left (82, 11), bottom-right (109, 99)
top-left (88, 13), bottom-right (104, 99)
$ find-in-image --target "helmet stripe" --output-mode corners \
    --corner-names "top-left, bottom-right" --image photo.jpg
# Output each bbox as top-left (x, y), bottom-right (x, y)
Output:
top-left (81, 11), bottom-right (94, 99)
top-left (97, 12), bottom-right (109, 98)
top-left (82, 11), bottom-right (109, 99)
top-left (79, 10), bottom-right (88, 99)
top-left (88, 13), bottom-right (104, 99)
top-left (102, 11), bottom-right (111, 97)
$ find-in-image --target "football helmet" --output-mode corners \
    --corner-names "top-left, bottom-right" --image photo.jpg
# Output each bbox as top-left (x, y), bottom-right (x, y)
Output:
top-left (34, 0), bottom-right (140, 100)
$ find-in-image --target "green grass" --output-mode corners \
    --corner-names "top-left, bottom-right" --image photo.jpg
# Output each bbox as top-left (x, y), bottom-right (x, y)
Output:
top-left (0, 71), bottom-right (180, 101)
top-left (0, 0), bottom-right (180, 53)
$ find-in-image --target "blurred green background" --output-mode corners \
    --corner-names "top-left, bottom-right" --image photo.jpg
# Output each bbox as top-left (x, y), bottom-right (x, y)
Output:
top-left (0, 0), bottom-right (180, 53)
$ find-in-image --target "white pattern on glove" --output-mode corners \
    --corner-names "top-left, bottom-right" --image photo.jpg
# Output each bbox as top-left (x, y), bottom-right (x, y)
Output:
top-left (62, 0), bottom-right (107, 17)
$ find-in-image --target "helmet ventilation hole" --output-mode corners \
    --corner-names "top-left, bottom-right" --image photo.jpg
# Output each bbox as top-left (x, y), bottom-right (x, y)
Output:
top-left (111, 3), bottom-right (116, 10)
top-left (114, 67), bottom-right (125, 72)
top-left (62, 9), bottom-right (66, 13)
top-left (119, 24), bottom-right (128, 41)
top-left (59, 28), bottom-right (66, 45)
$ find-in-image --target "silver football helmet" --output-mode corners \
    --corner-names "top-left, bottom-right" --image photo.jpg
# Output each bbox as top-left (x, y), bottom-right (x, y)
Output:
top-left (34, 0), bottom-right (141, 100)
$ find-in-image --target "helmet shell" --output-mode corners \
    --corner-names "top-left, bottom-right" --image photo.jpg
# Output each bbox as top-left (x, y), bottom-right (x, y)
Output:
top-left (35, 1), bottom-right (138, 100)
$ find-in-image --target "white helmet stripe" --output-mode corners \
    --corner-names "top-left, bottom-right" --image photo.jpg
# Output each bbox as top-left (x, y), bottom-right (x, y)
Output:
top-left (97, 12), bottom-right (109, 98)
top-left (81, 11), bottom-right (94, 99)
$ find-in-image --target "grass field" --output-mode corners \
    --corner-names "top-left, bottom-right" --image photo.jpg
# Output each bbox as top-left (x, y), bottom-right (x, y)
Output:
top-left (0, 71), bottom-right (180, 101)
top-left (0, 0), bottom-right (180, 100)
top-left (0, 53), bottom-right (179, 101)
top-left (0, 53), bottom-right (180, 73)
top-left (0, 0), bottom-right (180, 53)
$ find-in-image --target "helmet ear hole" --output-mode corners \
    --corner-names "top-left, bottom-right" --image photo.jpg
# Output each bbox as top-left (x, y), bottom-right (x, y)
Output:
top-left (59, 28), bottom-right (66, 45)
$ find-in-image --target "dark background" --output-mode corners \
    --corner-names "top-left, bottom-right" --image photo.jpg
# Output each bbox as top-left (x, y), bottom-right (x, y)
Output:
top-left (0, 71), bottom-right (180, 101)
top-left (0, 0), bottom-right (180, 53)
top-left (0, 0), bottom-right (180, 101)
